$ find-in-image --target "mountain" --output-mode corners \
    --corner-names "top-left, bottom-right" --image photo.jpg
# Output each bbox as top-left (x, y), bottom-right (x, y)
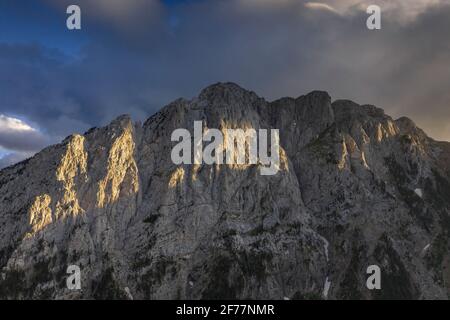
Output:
top-left (0, 83), bottom-right (449, 299)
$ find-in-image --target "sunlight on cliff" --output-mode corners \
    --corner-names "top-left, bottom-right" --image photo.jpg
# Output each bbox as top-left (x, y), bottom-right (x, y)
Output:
top-left (214, 120), bottom-right (288, 174)
top-left (169, 167), bottom-right (185, 188)
top-left (375, 121), bottom-right (399, 143)
top-left (97, 128), bottom-right (139, 208)
top-left (27, 194), bottom-right (53, 236)
top-left (170, 121), bottom-right (289, 187)
top-left (56, 135), bottom-right (87, 218)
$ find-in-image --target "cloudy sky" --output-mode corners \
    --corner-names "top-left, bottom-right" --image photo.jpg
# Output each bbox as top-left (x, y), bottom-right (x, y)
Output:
top-left (0, 0), bottom-right (449, 168)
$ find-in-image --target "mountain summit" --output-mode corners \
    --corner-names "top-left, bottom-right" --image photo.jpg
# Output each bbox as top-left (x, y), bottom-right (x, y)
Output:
top-left (0, 83), bottom-right (449, 299)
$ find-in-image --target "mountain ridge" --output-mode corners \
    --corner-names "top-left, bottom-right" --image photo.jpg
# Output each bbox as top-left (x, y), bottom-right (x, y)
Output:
top-left (0, 82), bottom-right (449, 299)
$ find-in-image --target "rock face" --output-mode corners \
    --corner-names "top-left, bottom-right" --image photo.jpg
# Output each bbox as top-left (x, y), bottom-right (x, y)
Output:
top-left (0, 83), bottom-right (449, 299)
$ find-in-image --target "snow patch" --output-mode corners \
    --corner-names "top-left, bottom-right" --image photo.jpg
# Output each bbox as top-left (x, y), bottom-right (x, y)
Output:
top-left (323, 277), bottom-right (331, 299)
top-left (319, 235), bottom-right (330, 262)
top-left (124, 287), bottom-right (134, 300)
top-left (414, 188), bottom-right (423, 198)
top-left (422, 243), bottom-right (431, 255)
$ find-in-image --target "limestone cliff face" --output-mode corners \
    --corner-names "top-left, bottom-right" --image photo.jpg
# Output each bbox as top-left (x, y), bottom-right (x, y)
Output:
top-left (0, 83), bottom-right (449, 299)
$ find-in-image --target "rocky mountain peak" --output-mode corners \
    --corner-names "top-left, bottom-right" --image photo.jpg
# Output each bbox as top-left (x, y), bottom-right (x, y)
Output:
top-left (198, 82), bottom-right (262, 107)
top-left (0, 84), bottom-right (449, 300)
top-left (297, 90), bottom-right (331, 104)
top-left (109, 114), bottom-right (133, 127)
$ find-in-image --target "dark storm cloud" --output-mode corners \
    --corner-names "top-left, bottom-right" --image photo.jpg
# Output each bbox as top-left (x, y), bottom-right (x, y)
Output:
top-left (0, 113), bottom-right (49, 168)
top-left (0, 43), bottom-right (89, 138)
top-left (0, 152), bottom-right (34, 169)
top-left (0, 114), bottom-right (50, 152)
top-left (0, 125), bottom-right (49, 153)
top-left (0, 0), bottom-right (450, 167)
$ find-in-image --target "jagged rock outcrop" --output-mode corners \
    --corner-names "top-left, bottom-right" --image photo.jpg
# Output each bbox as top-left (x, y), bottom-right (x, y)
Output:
top-left (0, 83), bottom-right (449, 299)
